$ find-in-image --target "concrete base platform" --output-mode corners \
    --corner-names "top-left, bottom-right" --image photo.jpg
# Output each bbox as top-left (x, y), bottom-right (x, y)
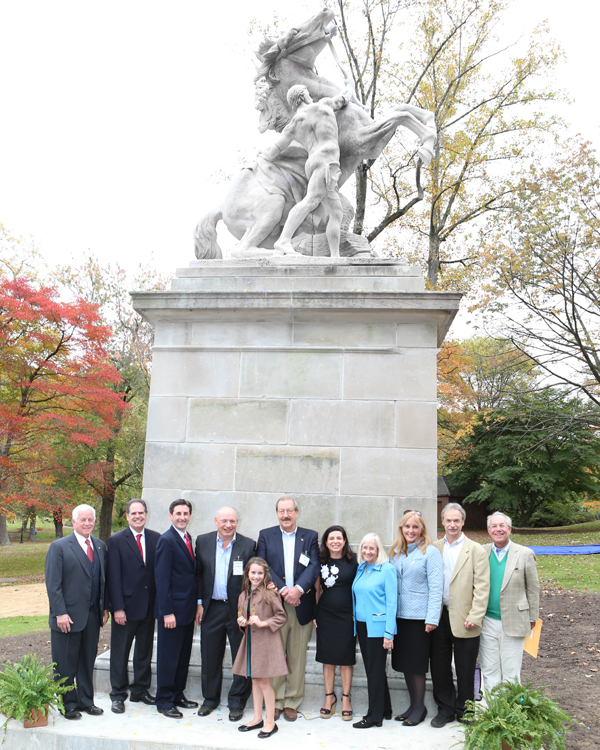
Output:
top-left (4, 695), bottom-right (465, 750)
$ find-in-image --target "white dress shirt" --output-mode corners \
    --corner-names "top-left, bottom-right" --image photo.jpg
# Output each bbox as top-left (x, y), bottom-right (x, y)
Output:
top-left (442, 533), bottom-right (465, 606)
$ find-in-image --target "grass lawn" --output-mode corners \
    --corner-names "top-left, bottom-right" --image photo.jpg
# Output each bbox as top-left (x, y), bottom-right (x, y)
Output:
top-left (0, 541), bottom-right (51, 583)
top-left (0, 616), bottom-right (48, 639)
top-left (536, 554), bottom-right (600, 593)
top-left (512, 528), bottom-right (600, 546)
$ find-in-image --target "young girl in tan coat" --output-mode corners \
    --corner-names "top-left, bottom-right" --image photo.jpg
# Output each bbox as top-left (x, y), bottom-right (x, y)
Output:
top-left (232, 557), bottom-right (287, 738)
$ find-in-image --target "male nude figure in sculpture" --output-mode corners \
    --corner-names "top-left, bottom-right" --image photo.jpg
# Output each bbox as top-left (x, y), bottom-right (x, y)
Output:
top-left (260, 82), bottom-right (352, 257)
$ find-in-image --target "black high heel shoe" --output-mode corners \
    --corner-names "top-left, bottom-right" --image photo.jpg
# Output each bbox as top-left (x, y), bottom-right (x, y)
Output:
top-left (320, 691), bottom-right (337, 719)
top-left (383, 710), bottom-right (392, 720)
top-left (341, 692), bottom-right (353, 721)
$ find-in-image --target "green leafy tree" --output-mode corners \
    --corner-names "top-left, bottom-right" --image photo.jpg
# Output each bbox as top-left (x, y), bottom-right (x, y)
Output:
top-left (479, 139), bottom-right (600, 409)
top-left (336, 0), bottom-right (563, 289)
top-left (445, 389), bottom-right (600, 526)
top-left (55, 258), bottom-right (167, 541)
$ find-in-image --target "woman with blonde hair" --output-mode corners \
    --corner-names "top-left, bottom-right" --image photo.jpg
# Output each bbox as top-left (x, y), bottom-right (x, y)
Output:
top-left (390, 511), bottom-right (442, 726)
top-left (351, 532), bottom-right (397, 729)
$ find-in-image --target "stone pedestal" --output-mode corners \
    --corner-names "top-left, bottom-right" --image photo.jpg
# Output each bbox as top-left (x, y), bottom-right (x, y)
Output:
top-left (131, 258), bottom-right (461, 544)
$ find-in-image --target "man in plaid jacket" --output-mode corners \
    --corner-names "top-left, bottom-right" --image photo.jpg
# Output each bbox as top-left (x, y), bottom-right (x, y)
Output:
top-left (480, 511), bottom-right (540, 690)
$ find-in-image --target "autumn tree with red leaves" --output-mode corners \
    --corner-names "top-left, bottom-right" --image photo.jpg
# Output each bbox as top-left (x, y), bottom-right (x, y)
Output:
top-left (0, 276), bottom-right (124, 546)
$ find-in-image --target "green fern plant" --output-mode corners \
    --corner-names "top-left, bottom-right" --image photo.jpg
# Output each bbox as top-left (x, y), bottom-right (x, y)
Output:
top-left (0, 654), bottom-right (73, 742)
top-left (458, 679), bottom-right (573, 750)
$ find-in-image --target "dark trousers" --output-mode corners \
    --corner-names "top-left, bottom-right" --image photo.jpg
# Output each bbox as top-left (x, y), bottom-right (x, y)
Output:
top-left (50, 605), bottom-right (100, 711)
top-left (155, 619), bottom-right (194, 710)
top-left (430, 607), bottom-right (480, 719)
top-left (109, 609), bottom-right (155, 701)
top-left (200, 600), bottom-right (251, 709)
top-left (356, 621), bottom-right (391, 723)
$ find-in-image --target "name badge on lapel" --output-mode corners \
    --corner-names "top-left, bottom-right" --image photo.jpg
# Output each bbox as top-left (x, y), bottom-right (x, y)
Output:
top-left (299, 553), bottom-right (310, 567)
top-left (233, 560), bottom-right (243, 576)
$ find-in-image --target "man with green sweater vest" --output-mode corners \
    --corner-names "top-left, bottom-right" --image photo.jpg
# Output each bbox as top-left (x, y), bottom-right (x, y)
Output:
top-left (480, 512), bottom-right (539, 690)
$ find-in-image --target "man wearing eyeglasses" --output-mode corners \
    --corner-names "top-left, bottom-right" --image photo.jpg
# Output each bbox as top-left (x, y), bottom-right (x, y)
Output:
top-left (480, 511), bottom-right (539, 690)
top-left (106, 499), bottom-right (160, 713)
top-left (256, 496), bottom-right (319, 721)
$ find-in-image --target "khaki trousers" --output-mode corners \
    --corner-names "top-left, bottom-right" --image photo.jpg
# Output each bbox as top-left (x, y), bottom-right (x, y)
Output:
top-left (272, 600), bottom-right (313, 710)
top-left (479, 615), bottom-right (525, 691)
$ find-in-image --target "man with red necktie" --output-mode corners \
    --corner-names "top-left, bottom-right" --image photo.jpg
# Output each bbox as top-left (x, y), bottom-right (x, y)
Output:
top-left (45, 504), bottom-right (109, 720)
top-left (106, 499), bottom-right (160, 713)
top-left (154, 499), bottom-right (199, 718)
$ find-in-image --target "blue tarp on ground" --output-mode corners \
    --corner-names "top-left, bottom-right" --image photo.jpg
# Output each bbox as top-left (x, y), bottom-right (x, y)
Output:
top-left (527, 545), bottom-right (600, 556)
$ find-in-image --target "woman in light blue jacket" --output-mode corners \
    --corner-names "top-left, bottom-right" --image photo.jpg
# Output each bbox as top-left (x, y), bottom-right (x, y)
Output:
top-left (390, 511), bottom-right (442, 727)
top-left (351, 532), bottom-right (397, 729)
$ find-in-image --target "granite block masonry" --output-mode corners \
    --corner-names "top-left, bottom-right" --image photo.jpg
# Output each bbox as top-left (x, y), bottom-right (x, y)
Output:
top-left (130, 258), bottom-right (461, 545)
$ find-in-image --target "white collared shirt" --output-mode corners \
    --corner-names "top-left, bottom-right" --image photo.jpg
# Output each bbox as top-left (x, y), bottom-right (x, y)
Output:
top-left (73, 529), bottom-right (93, 555)
top-left (442, 533), bottom-right (465, 606)
top-left (492, 539), bottom-right (510, 562)
top-left (130, 526), bottom-right (146, 563)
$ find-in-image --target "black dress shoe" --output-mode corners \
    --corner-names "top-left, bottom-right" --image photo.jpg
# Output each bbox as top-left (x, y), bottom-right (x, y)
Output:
top-left (258, 723), bottom-right (279, 738)
top-left (80, 705), bottom-right (103, 716)
top-left (175, 697), bottom-right (199, 709)
top-left (229, 708), bottom-right (244, 721)
top-left (352, 718), bottom-right (382, 728)
top-left (111, 700), bottom-right (125, 714)
top-left (64, 709), bottom-right (82, 720)
top-left (130, 693), bottom-right (156, 705)
top-left (159, 707), bottom-right (183, 719)
top-left (239, 720), bottom-right (264, 732)
top-left (403, 707), bottom-right (428, 726)
top-left (197, 705), bottom-right (214, 716)
top-left (431, 712), bottom-right (454, 728)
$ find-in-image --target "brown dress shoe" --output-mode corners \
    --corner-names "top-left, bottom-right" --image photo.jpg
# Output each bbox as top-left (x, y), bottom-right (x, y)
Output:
top-left (274, 708), bottom-right (281, 720)
top-left (283, 707), bottom-right (297, 721)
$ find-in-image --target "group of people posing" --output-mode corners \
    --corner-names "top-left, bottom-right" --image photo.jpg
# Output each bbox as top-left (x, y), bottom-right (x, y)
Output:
top-left (44, 497), bottom-right (539, 738)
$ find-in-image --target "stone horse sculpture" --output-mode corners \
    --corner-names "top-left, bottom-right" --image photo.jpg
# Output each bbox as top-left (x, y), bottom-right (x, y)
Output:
top-left (194, 7), bottom-right (436, 259)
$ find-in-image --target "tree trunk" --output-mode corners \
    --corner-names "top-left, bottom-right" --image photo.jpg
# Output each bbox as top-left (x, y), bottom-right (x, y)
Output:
top-left (428, 232), bottom-right (441, 288)
top-left (353, 164), bottom-right (369, 235)
top-left (53, 508), bottom-right (63, 538)
top-left (98, 442), bottom-right (117, 543)
top-left (28, 510), bottom-right (37, 542)
top-left (0, 514), bottom-right (10, 546)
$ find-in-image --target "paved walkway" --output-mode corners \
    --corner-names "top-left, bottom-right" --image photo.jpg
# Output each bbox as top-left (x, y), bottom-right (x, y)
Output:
top-left (6, 695), bottom-right (464, 750)
top-left (0, 582), bottom-right (48, 617)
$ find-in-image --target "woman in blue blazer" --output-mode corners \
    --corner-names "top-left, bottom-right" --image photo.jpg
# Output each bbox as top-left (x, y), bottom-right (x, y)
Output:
top-left (351, 532), bottom-right (397, 729)
top-left (390, 511), bottom-right (442, 726)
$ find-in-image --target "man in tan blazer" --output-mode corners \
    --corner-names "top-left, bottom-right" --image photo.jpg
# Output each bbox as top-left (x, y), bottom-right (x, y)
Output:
top-left (480, 512), bottom-right (539, 690)
top-left (430, 503), bottom-right (490, 727)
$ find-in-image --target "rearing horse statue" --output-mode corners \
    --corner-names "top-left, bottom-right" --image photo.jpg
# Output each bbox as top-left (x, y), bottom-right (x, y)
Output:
top-left (194, 7), bottom-right (436, 259)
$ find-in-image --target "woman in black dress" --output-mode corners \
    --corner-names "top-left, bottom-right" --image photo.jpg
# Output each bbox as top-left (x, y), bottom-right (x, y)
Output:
top-left (314, 525), bottom-right (358, 721)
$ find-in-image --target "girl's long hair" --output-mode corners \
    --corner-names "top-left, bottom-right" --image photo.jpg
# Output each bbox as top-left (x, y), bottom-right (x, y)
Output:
top-left (240, 556), bottom-right (278, 605)
top-left (390, 512), bottom-right (432, 558)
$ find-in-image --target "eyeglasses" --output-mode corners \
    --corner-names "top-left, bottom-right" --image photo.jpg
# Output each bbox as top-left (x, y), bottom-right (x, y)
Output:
top-left (403, 509), bottom-right (422, 516)
top-left (277, 510), bottom-right (297, 517)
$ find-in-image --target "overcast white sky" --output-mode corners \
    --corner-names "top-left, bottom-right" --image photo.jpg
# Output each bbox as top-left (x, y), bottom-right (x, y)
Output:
top-left (1, 0), bottom-right (598, 288)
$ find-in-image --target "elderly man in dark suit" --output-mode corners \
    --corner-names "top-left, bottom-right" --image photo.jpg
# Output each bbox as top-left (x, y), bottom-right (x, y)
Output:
top-left (257, 496), bottom-right (319, 721)
top-left (106, 498), bottom-right (160, 713)
top-left (194, 506), bottom-right (256, 721)
top-left (45, 503), bottom-right (109, 720)
top-left (154, 498), bottom-right (199, 718)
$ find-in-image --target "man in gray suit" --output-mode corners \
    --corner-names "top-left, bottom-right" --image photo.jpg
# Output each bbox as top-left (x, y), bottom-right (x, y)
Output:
top-left (480, 511), bottom-right (539, 690)
top-left (45, 504), bottom-right (109, 720)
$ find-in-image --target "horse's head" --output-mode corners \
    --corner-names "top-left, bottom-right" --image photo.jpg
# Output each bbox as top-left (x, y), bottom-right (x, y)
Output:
top-left (255, 7), bottom-right (336, 79)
